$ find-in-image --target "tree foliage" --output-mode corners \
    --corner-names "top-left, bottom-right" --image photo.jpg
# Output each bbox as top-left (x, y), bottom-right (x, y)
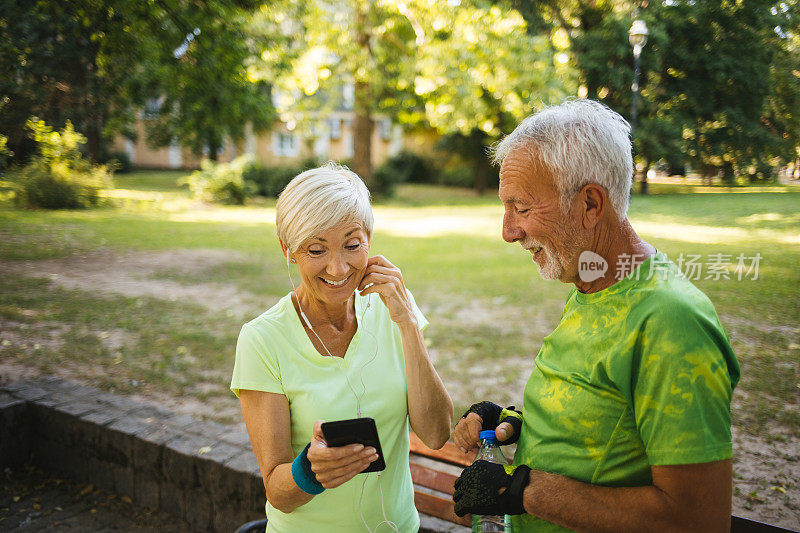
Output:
top-left (410, 0), bottom-right (570, 192)
top-left (0, 0), bottom-right (274, 164)
top-left (260, 0), bottom-right (425, 183)
top-left (3, 0), bottom-right (796, 190)
top-left (512, 0), bottom-right (800, 185)
top-left (652, 0), bottom-right (796, 181)
top-left (0, 0), bottom-right (158, 162)
top-left (144, 3), bottom-right (275, 159)
top-left (8, 118), bottom-right (113, 209)
top-left (265, 0), bottom-right (570, 190)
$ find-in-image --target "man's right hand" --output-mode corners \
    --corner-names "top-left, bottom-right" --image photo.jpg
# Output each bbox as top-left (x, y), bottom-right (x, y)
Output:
top-left (452, 401), bottom-right (520, 453)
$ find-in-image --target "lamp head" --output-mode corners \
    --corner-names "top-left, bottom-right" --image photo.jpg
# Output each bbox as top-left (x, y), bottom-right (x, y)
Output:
top-left (629, 19), bottom-right (649, 56)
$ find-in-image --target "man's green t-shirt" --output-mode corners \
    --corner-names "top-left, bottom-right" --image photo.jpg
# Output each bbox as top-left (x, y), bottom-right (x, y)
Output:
top-left (511, 253), bottom-right (740, 532)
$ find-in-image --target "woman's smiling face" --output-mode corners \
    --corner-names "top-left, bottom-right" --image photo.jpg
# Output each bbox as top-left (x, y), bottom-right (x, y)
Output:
top-left (290, 222), bottom-right (371, 307)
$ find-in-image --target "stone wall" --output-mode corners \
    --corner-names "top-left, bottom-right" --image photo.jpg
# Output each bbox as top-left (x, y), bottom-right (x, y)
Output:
top-left (0, 377), bottom-right (264, 531)
top-left (0, 376), bottom-right (463, 532)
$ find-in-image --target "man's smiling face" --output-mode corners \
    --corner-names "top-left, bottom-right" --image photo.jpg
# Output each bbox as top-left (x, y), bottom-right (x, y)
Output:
top-left (498, 148), bottom-right (586, 283)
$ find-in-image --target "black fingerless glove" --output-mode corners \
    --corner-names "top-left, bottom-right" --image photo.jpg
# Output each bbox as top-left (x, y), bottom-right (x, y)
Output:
top-left (461, 401), bottom-right (523, 445)
top-left (453, 461), bottom-right (531, 517)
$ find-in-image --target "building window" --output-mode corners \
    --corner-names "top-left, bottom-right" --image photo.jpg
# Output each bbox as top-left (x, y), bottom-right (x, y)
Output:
top-left (344, 130), bottom-right (354, 159)
top-left (273, 131), bottom-right (298, 157)
top-left (168, 144), bottom-right (182, 168)
top-left (378, 118), bottom-right (392, 140)
top-left (343, 83), bottom-right (354, 110)
top-left (142, 97), bottom-right (163, 119)
top-left (329, 118), bottom-right (342, 140)
top-left (201, 138), bottom-right (225, 158)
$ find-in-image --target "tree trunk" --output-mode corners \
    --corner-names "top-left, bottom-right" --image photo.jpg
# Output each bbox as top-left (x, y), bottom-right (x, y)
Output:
top-left (640, 160), bottom-right (649, 195)
top-left (352, 80), bottom-right (373, 185)
top-left (208, 135), bottom-right (219, 162)
top-left (84, 52), bottom-right (102, 164)
top-left (721, 161), bottom-right (735, 185)
top-left (351, 3), bottom-right (372, 186)
top-left (85, 107), bottom-right (106, 164)
top-left (86, 117), bottom-right (101, 164)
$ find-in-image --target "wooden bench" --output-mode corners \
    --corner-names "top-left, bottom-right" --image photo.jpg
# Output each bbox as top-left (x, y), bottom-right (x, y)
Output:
top-left (236, 432), bottom-right (796, 532)
top-left (407, 433), bottom-right (796, 533)
top-left (409, 432), bottom-right (479, 529)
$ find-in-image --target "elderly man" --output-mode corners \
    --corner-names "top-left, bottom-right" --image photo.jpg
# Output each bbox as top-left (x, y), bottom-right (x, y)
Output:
top-left (452, 99), bottom-right (740, 532)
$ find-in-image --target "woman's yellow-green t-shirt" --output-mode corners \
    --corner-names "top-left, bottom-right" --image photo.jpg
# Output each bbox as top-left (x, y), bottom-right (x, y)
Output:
top-left (231, 290), bottom-right (427, 533)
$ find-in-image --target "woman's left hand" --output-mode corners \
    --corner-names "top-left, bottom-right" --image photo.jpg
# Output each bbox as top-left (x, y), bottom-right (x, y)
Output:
top-left (357, 255), bottom-right (416, 326)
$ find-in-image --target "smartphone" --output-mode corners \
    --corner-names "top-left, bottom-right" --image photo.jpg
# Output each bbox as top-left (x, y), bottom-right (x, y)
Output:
top-left (320, 417), bottom-right (386, 473)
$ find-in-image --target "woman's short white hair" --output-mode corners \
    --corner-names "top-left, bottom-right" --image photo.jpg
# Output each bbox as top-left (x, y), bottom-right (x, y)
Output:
top-left (276, 162), bottom-right (373, 253)
top-left (491, 99), bottom-right (633, 218)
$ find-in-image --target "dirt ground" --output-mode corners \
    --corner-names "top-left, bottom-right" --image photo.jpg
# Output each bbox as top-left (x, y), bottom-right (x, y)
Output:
top-left (1, 248), bottom-right (798, 530)
top-left (0, 465), bottom-right (194, 532)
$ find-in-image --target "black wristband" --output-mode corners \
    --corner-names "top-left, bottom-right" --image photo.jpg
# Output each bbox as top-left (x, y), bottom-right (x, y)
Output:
top-left (497, 405), bottom-right (523, 445)
top-left (462, 401), bottom-right (503, 431)
top-left (501, 464), bottom-right (531, 515)
top-left (452, 461), bottom-right (532, 517)
top-left (462, 401), bottom-right (523, 444)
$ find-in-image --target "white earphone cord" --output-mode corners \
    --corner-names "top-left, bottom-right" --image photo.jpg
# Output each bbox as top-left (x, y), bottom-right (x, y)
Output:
top-left (286, 253), bottom-right (399, 533)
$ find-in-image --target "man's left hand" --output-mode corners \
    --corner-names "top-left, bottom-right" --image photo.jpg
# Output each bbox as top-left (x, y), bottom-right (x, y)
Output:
top-left (453, 461), bottom-right (531, 517)
top-left (454, 402), bottom-right (522, 453)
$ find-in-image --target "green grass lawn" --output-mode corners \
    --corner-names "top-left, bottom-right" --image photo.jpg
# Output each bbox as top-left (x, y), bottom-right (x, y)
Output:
top-left (1, 170), bottom-right (799, 439)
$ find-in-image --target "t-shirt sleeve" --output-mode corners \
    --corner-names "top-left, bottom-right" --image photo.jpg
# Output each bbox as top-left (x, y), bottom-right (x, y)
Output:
top-left (406, 288), bottom-right (429, 331)
top-left (632, 299), bottom-right (737, 465)
top-left (230, 322), bottom-right (284, 398)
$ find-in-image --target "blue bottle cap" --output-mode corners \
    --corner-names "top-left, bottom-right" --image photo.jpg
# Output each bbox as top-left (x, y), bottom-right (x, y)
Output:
top-left (480, 430), bottom-right (497, 441)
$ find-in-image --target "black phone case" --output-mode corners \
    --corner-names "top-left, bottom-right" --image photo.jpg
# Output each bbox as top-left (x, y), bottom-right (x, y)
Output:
top-left (320, 417), bottom-right (386, 473)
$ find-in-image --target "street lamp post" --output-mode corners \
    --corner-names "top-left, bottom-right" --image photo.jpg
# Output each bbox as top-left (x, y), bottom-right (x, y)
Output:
top-left (629, 19), bottom-right (649, 193)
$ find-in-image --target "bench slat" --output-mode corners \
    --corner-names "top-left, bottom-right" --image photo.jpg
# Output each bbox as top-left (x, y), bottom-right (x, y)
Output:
top-left (409, 463), bottom-right (458, 495)
top-left (413, 490), bottom-right (472, 527)
top-left (409, 433), bottom-right (474, 467)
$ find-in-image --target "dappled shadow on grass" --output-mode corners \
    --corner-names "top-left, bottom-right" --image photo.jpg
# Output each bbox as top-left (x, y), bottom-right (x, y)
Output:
top-left (0, 274), bottom-right (241, 423)
top-left (629, 191), bottom-right (800, 232)
top-left (0, 207), bottom-right (281, 258)
top-left (636, 235), bottom-right (800, 437)
top-left (1, 185), bottom-right (798, 438)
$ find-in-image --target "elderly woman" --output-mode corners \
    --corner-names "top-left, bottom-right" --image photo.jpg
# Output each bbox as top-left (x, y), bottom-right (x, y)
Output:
top-left (230, 163), bottom-right (453, 532)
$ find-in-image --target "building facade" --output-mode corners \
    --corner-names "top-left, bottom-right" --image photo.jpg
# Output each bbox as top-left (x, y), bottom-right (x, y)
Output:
top-left (112, 111), bottom-right (412, 170)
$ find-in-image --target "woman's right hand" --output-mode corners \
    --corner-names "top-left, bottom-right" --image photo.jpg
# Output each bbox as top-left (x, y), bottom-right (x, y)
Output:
top-left (306, 420), bottom-right (378, 489)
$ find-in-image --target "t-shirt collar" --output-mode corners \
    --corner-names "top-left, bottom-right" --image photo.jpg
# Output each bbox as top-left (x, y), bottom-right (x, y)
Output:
top-left (573, 251), bottom-right (667, 304)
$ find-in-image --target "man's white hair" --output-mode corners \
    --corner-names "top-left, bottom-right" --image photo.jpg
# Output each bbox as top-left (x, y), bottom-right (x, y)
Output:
top-left (491, 99), bottom-right (633, 218)
top-left (276, 162), bottom-right (373, 253)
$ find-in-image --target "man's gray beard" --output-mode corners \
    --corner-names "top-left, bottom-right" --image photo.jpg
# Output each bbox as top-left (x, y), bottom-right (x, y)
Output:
top-left (536, 225), bottom-right (587, 281)
top-left (536, 245), bottom-right (564, 280)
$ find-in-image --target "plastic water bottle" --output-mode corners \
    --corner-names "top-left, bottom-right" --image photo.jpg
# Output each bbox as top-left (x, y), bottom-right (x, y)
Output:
top-left (471, 430), bottom-right (511, 533)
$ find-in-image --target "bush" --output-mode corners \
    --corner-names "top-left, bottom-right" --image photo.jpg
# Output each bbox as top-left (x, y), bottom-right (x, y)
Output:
top-left (388, 151), bottom-right (435, 184)
top-left (371, 165), bottom-right (398, 198)
top-left (437, 165), bottom-right (474, 188)
top-left (11, 161), bottom-right (109, 209)
top-left (182, 156), bottom-right (255, 205)
top-left (0, 134), bottom-right (12, 172)
top-left (243, 163), bottom-right (299, 198)
top-left (101, 150), bottom-right (133, 173)
top-left (243, 158), bottom-right (318, 198)
top-left (371, 151), bottom-right (434, 197)
top-left (8, 119), bottom-right (113, 209)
